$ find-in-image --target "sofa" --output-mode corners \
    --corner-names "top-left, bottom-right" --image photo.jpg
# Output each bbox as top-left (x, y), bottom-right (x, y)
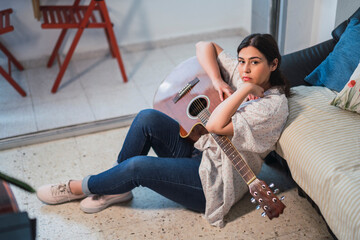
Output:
top-left (272, 7), bottom-right (360, 240)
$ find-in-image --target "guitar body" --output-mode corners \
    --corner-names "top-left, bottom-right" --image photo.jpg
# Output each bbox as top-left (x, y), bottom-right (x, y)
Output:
top-left (153, 56), bottom-right (221, 142)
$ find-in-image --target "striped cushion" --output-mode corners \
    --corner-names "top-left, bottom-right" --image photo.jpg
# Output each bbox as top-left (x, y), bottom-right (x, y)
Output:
top-left (276, 86), bottom-right (360, 240)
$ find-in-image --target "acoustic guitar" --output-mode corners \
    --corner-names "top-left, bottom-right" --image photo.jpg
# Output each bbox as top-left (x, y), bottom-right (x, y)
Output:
top-left (153, 57), bottom-right (285, 219)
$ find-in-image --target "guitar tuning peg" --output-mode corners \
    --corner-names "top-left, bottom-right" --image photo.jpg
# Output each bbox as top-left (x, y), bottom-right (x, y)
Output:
top-left (256, 205), bottom-right (261, 210)
top-left (269, 183), bottom-right (275, 188)
top-left (273, 188), bottom-right (279, 194)
top-left (280, 196), bottom-right (285, 201)
top-left (250, 197), bottom-right (256, 204)
top-left (261, 212), bottom-right (267, 217)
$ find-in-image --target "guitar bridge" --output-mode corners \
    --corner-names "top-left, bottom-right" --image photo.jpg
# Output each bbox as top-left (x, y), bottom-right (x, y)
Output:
top-left (172, 78), bottom-right (200, 103)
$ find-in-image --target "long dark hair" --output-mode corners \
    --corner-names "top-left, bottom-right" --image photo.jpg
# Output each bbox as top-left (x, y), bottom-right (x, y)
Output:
top-left (237, 33), bottom-right (290, 97)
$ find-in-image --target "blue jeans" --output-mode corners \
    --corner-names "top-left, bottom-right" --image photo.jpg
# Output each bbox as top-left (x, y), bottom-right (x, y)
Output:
top-left (82, 109), bottom-right (206, 212)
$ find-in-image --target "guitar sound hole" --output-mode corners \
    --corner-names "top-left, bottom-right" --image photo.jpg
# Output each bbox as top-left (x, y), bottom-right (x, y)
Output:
top-left (189, 97), bottom-right (208, 117)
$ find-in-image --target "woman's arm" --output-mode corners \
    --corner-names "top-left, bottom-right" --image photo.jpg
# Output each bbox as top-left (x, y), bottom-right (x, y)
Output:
top-left (206, 83), bottom-right (265, 135)
top-left (196, 41), bottom-right (233, 101)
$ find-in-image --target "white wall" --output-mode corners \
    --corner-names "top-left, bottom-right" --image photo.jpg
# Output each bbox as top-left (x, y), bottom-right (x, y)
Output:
top-left (0, 0), bottom-right (251, 63)
top-left (310, 0), bottom-right (337, 46)
top-left (284, 0), bottom-right (337, 54)
top-left (250, 0), bottom-right (339, 55)
top-left (335, 0), bottom-right (359, 26)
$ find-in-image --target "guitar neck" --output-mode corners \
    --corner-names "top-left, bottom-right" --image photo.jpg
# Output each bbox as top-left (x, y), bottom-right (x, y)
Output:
top-left (198, 110), bottom-right (256, 184)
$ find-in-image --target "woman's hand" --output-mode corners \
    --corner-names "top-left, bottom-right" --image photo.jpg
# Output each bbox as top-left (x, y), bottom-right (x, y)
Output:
top-left (212, 79), bottom-right (234, 101)
top-left (247, 94), bottom-right (259, 101)
top-left (195, 41), bottom-right (233, 101)
top-left (242, 83), bottom-right (264, 99)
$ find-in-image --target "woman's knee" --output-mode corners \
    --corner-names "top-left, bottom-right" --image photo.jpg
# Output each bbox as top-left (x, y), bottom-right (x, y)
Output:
top-left (125, 155), bottom-right (155, 176)
top-left (134, 109), bottom-right (172, 131)
top-left (136, 109), bottom-right (161, 123)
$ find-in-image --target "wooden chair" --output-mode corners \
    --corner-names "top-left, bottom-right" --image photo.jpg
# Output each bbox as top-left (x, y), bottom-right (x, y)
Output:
top-left (0, 8), bottom-right (26, 97)
top-left (40, 0), bottom-right (128, 93)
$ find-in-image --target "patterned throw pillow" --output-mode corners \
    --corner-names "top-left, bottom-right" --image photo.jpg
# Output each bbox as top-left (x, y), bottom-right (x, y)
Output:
top-left (330, 63), bottom-right (360, 113)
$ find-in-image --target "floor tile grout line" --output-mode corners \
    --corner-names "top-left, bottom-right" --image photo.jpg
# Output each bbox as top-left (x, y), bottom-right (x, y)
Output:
top-left (159, 47), bottom-right (178, 67)
top-left (75, 60), bottom-right (98, 122)
top-left (24, 67), bottom-right (40, 132)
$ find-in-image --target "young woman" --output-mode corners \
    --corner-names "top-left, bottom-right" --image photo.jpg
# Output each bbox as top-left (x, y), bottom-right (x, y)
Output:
top-left (37, 33), bottom-right (289, 227)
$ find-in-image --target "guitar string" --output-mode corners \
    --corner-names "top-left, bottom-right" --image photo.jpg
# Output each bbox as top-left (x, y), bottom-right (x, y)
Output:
top-left (191, 98), bottom-right (255, 181)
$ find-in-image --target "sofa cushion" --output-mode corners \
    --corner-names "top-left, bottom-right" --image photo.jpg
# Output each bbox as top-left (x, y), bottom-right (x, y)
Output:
top-left (330, 63), bottom-right (360, 113)
top-left (304, 18), bottom-right (360, 92)
top-left (280, 39), bottom-right (335, 87)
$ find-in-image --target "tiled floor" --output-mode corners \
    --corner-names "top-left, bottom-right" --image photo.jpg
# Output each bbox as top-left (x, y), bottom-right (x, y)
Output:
top-left (1, 36), bottom-right (333, 239)
top-left (0, 127), bottom-right (333, 239)
top-left (1, 36), bottom-right (240, 142)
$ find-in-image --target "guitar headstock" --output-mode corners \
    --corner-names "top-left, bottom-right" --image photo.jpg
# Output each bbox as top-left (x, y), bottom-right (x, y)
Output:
top-left (248, 178), bottom-right (286, 219)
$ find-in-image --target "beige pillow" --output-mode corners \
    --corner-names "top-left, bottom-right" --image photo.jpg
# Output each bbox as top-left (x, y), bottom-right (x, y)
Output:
top-left (330, 62), bottom-right (360, 113)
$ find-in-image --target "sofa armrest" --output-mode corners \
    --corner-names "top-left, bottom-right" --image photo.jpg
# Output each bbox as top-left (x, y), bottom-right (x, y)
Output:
top-left (280, 39), bottom-right (336, 87)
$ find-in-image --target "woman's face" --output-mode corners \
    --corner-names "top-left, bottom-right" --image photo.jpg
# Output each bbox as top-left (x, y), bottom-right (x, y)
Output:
top-left (237, 46), bottom-right (278, 90)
